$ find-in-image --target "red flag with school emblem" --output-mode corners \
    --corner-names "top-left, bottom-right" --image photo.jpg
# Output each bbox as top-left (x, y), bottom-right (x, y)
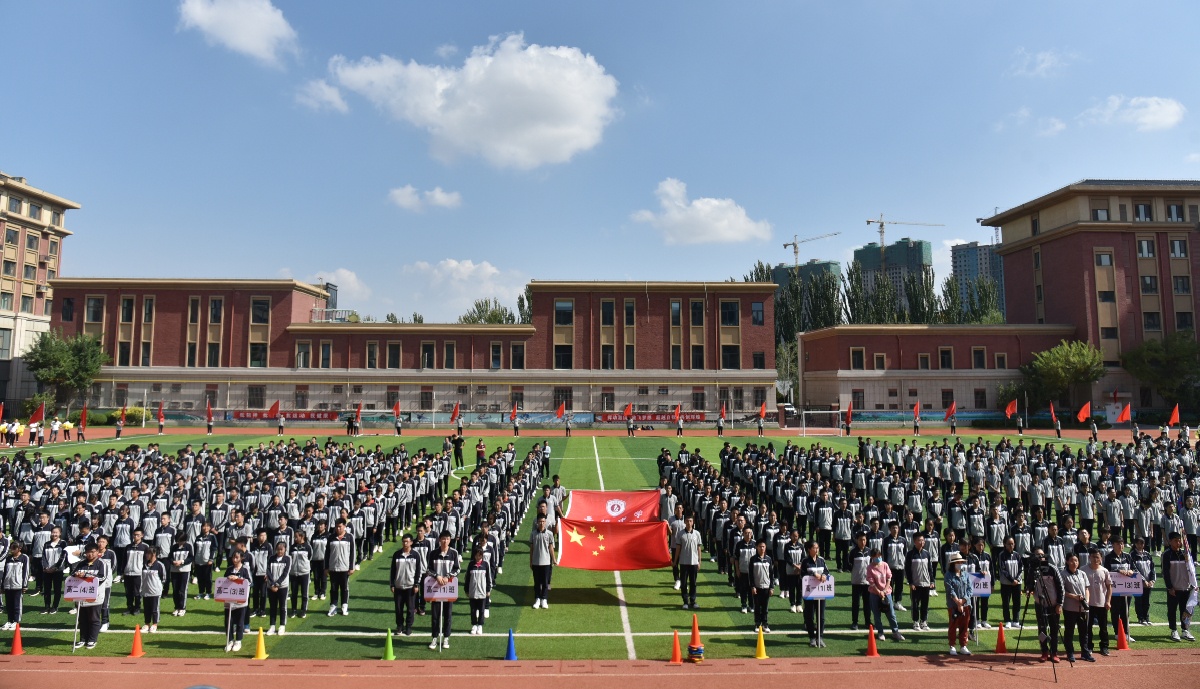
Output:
top-left (565, 489), bottom-right (661, 522)
top-left (556, 517), bottom-right (672, 571)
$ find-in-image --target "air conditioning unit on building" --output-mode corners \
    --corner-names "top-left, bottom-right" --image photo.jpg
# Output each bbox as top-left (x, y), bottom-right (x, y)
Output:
top-left (35, 283), bottom-right (47, 293)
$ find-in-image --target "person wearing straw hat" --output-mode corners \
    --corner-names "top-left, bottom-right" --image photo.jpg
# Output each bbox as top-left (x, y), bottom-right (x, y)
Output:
top-left (944, 551), bottom-right (973, 655)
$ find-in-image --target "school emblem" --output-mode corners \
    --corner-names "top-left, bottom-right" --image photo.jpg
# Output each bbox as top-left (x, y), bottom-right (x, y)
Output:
top-left (605, 499), bottom-right (627, 517)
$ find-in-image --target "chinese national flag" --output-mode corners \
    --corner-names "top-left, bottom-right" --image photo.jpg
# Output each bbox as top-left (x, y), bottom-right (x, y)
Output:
top-left (556, 402), bottom-right (565, 419)
top-left (1075, 401), bottom-right (1091, 423)
top-left (29, 402), bottom-right (45, 425)
top-left (623, 403), bottom-right (633, 419)
top-left (557, 517), bottom-right (672, 571)
top-left (720, 402), bottom-right (726, 420)
top-left (1117, 403), bottom-right (1131, 423)
top-left (674, 404), bottom-right (681, 423)
top-left (1004, 399), bottom-right (1017, 419)
top-left (206, 400), bottom-right (213, 424)
top-left (1049, 401), bottom-right (1057, 424)
top-left (157, 400), bottom-right (165, 424)
top-left (450, 402), bottom-right (460, 423)
top-left (1169, 403), bottom-right (1180, 426)
top-left (510, 402), bottom-right (518, 422)
top-left (267, 400), bottom-right (280, 418)
top-left (78, 402), bottom-right (86, 431)
top-left (913, 402), bottom-right (920, 421)
top-left (355, 402), bottom-right (362, 424)
top-left (944, 401), bottom-right (956, 422)
top-left (845, 401), bottom-right (853, 426)
top-left (758, 402), bottom-right (766, 420)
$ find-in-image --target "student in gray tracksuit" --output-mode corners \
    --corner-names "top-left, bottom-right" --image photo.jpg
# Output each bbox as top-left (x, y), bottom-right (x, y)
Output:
top-left (2, 542), bottom-right (29, 629)
top-left (466, 548), bottom-right (493, 635)
top-left (266, 542), bottom-right (291, 633)
top-left (325, 521), bottom-right (355, 616)
top-left (139, 550), bottom-right (167, 632)
top-left (529, 515), bottom-right (556, 609)
top-left (289, 532), bottom-right (311, 619)
top-left (390, 535), bottom-right (423, 636)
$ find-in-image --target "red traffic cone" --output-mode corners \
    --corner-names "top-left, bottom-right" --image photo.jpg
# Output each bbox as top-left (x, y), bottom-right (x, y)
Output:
top-left (128, 625), bottom-right (145, 658)
top-left (1116, 619), bottom-right (1130, 651)
top-left (668, 629), bottom-right (682, 665)
top-left (865, 625), bottom-right (879, 657)
top-left (9, 623), bottom-right (24, 656)
top-left (995, 623), bottom-right (1008, 654)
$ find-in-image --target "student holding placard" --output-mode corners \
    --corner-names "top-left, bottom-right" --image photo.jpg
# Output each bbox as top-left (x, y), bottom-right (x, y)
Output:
top-left (70, 542), bottom-right (107, 649)
top-left (220, 550), bottom-right (252, 652)
top-left (1104, 538), bottom-right (1137, 642)
top-left (799, 540), bottom-right (829, 647)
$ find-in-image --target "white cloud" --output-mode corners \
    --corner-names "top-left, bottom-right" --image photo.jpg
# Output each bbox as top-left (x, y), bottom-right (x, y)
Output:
top-left (387, 185), bottom-right (463, 212)
top-left (329, 33), bottom-right (620, 169)
top-left (1036, 117), bottom-right (1066, 137)
top-left (1186, 153), bottom-right (1200, 164)
top-left (295, 79), bottom-right (348, 113)
top-left (993, 106), bottom-right (1031, 133)
top-left (632, 178), bottom-right (771, 245)
top-left (400, 259), bottom-right (526, 321)
top-left (1009, 47), bottom-right (1076, 78)
top-left (435, 43), bottom-right (458, 59)
top-left (178, 0), bottom-right (299, 67)
top-left (311, 268), bottom-right (371, 302)
top-left (1079, 95), bottom-right (1186, 131)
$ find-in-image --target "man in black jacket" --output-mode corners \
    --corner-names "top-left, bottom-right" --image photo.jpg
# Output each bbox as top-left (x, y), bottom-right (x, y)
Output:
top-left (1162, 532), bottom-right (1196, 641)
top-left (1026, 547), bottom-right (1065, 663)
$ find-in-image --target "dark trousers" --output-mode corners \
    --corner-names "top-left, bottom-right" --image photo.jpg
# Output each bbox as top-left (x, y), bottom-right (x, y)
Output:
top-left (850, 583), bottom-right (869, 626)
top-left (532, 565), bottom-right (552, 601)
top-left (1110, 595), bottom-right (1131, 636)
top-left (835, 539), bottom-right (850, 571)
top-left (313, 561), bottom-right (327, 596)
top-left (1168, 590), bottom-right (1191, 631)
top-left (329, 571), bottom-right (350, 607)
top-left (290, 574), bottom-right (310, 614)
top-left (1135, 588), bottom-right (1152, 622)
top-left (786, 574), bottom-right (802, 608)
top-left (679, 564), bottom-right (698, 605)
top-left (143, 595), bottom-right (161, 626)
top-left (268, 587), bottom-right (288, 626)
top-left (804, 598), bottom-right (825, 637)
top-left (817, 530), bottom-right (831, 559)
top-left (910, 585), bottom-right (931, 623)
top-left (252, 576), bottom-right (267, 614)
top-left (430, 600), bottom-right (452, 638)
top-left (890, 568), bottom-right (905, 605)
top-left (225, 606), bottom-right (247, 641)
top-left (394, 588), bottom-right (416, 633)
top-left (470, 598), bottom-right (486, 626)
top-left (737, 574), bottom-right (752, 609)
top-left (1037, 606), bottom-right (1060, 655)
top-left (196, 564), bottom-right (214, 596)
top-left (1000, 584), bottom-right (1021, 623)
top-left (42, 570), bottom-right (63, 611)
top-left (171, 572), bottom-right (189, 610)
top-left (752, 588), bottom-right (771, 628)
top-left (1087, 606), bottom-right (1109, 651)
top-left (3, 589), bottom-right (21, 623)
top-left (79, 604), bottom-right (102, 643)
top-left (1064, 609), bottom-right (1087, 656)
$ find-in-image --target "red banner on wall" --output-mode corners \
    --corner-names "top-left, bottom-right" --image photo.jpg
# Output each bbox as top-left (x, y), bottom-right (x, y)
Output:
top-left (231, 410), bottom-right (341, 421)
top-left (595, 412), bottom-right (707, 423)
top-left (565, 490), bottom-right (661, 522)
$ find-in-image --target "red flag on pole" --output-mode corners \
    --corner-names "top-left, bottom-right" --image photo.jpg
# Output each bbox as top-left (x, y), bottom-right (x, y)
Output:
top-left (119, 407), bottom-right (126, 425)
top-left (1049, 401), bottom-right (1057, 424)
top-left (1075, 401), bottom-right (1091, 423)
top-left (1112, 389), bottom-right (1119, 404)
top-left (675, 404), bottom-right (682, 423)
top-left (1169, 403), bottom-right (1180, 426)
top-left (623, 403), bottom-right (633, 419)
top-left (393, 401), bottom-right (401, 418)
top-left (267, 400), bottom-right (280, 418)
top-left (78, 402), bottom-right (86, 431)
top-left (510, 402), bottom-right (518, 422)
top-left (205, 400), bottom-right (213, 424)
top-left (758, 402), bottom-right (766, 420)
top-left (845, 401), bottom-right (853, 426)
top-left (29, 402), bottom-right (45, 425)
top-left (556, 518), bottom-right (672, 571)
top-left (0, 402), bottom-right (4, 423)
top-left (157, 400), bottom-right (164, 424)
top-left (1117, 403), bottom-right (1131, 423)
top-left (1004, 399), bottom-right (1017, 419)
top-left (720, 402), bottom-right (726, 420)
top-left (450, 402), bottom-right (460, 423)
top-left (355, 402), bottom-right (362, 424)
top-left (913, 402), bottom-right (920, 421)
top-left (556, 402), bottom-right (565, 419)
top-left (943, 401), bottom-right (957, 422)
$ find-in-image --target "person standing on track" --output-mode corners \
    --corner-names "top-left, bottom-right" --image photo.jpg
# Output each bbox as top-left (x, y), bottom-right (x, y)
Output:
top-left (674, 514), bottom-right (702, 610)
top-left (529, 514), bottom-right (555, 609)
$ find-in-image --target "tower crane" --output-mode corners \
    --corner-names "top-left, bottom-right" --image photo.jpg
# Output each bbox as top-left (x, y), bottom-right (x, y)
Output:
top-left (782, 232), bottom-right (841, 268)
top-left (865, 214), bottom-right (944, 271)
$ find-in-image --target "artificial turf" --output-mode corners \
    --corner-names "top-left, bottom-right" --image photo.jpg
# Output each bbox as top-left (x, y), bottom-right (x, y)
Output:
top-left (5, 430), bottom-right (1186, 660)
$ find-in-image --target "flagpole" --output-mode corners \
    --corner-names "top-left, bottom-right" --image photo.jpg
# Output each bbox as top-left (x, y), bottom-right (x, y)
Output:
top-left (142, 389), bottom-right (147, 428)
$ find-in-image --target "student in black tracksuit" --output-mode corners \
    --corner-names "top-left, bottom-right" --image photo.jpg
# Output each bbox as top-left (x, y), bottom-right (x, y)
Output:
top-left (168, 532), bottom-right (194, 615)
top-left (71, 542), bottom-right (108, 649)
top-left (1163, 532), bottom-right (1196, 641)
top-left (249, 532), bottom-right (272, 618)
top-left (426, 531), bottom-right (460, 649)
top-left (466, 548), bottom-right (493, 635)
top-left (390, 535), bottom-right (423, 636)
top-left (140, 550), bottom-right (167, 632)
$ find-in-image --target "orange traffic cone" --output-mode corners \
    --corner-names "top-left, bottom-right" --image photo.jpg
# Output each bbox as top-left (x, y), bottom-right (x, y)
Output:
top-left (9, 623), bottom-right (23, 656)
top-left (995, 623), bottom-right (1008, 654)
top-left (687, 613), bottom-right (704, 663)
top-left (668, 629), bottom-right (682, 665)
top-left (128, 625), bottom-right (145, 658)
top-left (1116, 619), bottom-right (1130, 651)
top-left (689, 614), bottom-right (702, 648)
top-left (865, 625), bottom-right (879, 657)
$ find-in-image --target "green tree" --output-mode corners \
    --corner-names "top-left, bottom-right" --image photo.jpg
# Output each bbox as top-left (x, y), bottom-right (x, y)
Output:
top-left (870, 275), bottom-right (903, 324)
top-left (516, 285), bottom-right (533, 324)
top-left (940, 275), bottom-right (965, 324)
top-left (23, 330), bottom-right (109, 411)
top-left (458, 298), bottom-right (517, 324)
top-left (903, 267), bottom-right (940, 324)
top-left (411, 311), bottom-right (424, 324)
top-left (966, 276), bottom-right (1003, 324)
top-left (804, 271), bottom-right (843, 330)
top-left (1031, 340), bottom-right (1105, 407)
top-left (22, 391), bottom-right (57, 419)
top-left (385, 312), bottom-right (399, 323)
top-left (842, 261), bottom-right (871, 324)
top-left (1121, 331), bottom-right (1200, 407)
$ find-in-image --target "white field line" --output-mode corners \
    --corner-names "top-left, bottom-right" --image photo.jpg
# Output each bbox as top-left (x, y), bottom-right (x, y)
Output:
top-left (593, 435), bottom-right (636, 660)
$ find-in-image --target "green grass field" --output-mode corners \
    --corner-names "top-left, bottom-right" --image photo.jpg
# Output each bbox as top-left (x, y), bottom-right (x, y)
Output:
top-left (6, 431), bottom-right (1186, 660)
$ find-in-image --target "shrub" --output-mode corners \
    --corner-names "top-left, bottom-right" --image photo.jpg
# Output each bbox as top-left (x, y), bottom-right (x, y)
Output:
top-left (68, 409), bottom-right (112, 426)
top-left (109, 406), bottom-right (148, 425)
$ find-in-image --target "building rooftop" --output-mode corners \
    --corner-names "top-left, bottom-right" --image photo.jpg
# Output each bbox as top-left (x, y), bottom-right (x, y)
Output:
top-left (0, 172), bottom-right (82, 210)
top-left (982, 179), bottom-right (1200, 226)
top-left (50, 277), bottom-right (330, 299)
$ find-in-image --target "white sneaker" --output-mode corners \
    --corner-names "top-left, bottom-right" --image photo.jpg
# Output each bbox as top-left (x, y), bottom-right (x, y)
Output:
top-left (1126, 635), bottom-right (1135, 643)
top-left (355, 565), bottom-right (360, 571)
top-left (1172, 630), bottom-right (1181, 641)
top-left (278, 626), bottom-right (285, 636)
top-left (532, 600), bottom-right (540, 609)
top-left (981, 621), bottom-right (991, 629)
top-left (790, 605), bottom-right (797, 613)
top-left (341, 604), bottom-right (349, 615)
top-left (929, 590), bottom-right (938, 597)
top-left (894, 603), bottom-right (907, 612)
top-left (949, 646), bottom-right (958, 655)
top-left (960, 646), bottom-right (972, 655)
top-left (267, 625), bottom-right (276, 635)
top-left (484, 609), bottom-right (490, 619)
top-left (674, 580), bottom-right (681, 590)
top-left (1184, 631), bottom-right (1196, 642)
top-left (442, 638), bottom-right (450, 649)
top-left (233, 641), bottom-right (242, 652)
top-left (498, 567), bottom-right (503, 574)
top-left (225, 641), bottom-right (234, 652)
top-left (542, 600), bottom-right (548, 609)
top-left (100, 623), bottom-right (109, 632)
top-left (149, 624), bottom-right (157, 633)
top-left (682, 603), bottom-right (689, 609)
top-left (328, 606), bottom-right (337, 617)
top-left (141, 625), bottom-right (149, 632)
top-left (429, 639), bottom-right (439, 650)
top-left (311, 595), bottom-right (318, 600)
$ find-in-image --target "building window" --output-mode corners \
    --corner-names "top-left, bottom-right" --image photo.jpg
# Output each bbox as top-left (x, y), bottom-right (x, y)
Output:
top-left (296, 341), bottom-right (311, 368)
top-left (207, 343), bottom-right (220, 367)
top-left (908, 388), bottom-right (918, 398)
top-left (1177, 312), bottom-right (1194, 331)
top-left (600, 300), bottom-right (615, 327)
top-left (941, 389), bottom-right (954, 410)
top-left (600, 344), bottom-right (615, 370)
top-left (443, 342), bottom-right (455, 369)
top-left (250, 298), bottom-right (270, 324)
top-left (21, 264), bottom-right (35, 281)
top-left (2, 261), bottom-right (15, 277)
top-left (1100, 327), bottom-right (1118, 340)
top-left (851, 389), bottom-right (865, 409)
top-left (294, 387), bottom-right (309, 410)
top-left (691, 344), bottom-right (704, 370)
top-left (1137, 239), bottom-right (1155, 258)
top-left (918, 353), bottom-right (930, 370)
top-left (1097, 290), bottom-right (1116, 303)
top-left (511, 343), bottom-right (525, 370)
top-left (553, 387), bottom-right (573, 411)
top-left (995, 353), bottom-right (1008, 369)
top-left (1092, 208), bottom-right (1110, 221)
top-left (27, 204), bottom-right (41, 221)
top-left (50, 211), bottom-right (61, 227)
top-left (751, 302), bottom-right (764, 326)
top-left (873, 353), bottom-right (885, 370)
top-left (420, 342), bottom-right (435, 369)
top-left (690, 300), bottom-right (704, 327)
top-left (554, 300), bottom-right (574, 326)
top-left (39, 299), bottom-right (50, 317)
top-left (1134, 203), bottom-right (1153, 222)
top-left (972, 348), bottom-right (986, 369)
top-left (888, 388), bottom-right (898, 398)
top-left (24, 234), bottom-right (39, 252)
top-left (939, 347), bottom-right (953, 369)
top-left (143, 298), bottom-right (154, 323)
top-left (385, 390), bottom-right (399, 408)
top-left (600, 392), bottom-right (615, 411)
top-left (1171, 239), bottom-right (1188, 258)
top-left (209, 298), bottom-right (223, 324)
top-left (1141, 275), bottom-right (1159, 294)
top-left (510, 390), bottom-right (524, 409)
top-left (419, 390), bottom-right (434, 411)
top-left (48, 239), bottom-right (58, 255)
top-left (117, 342), bottom-right (131, 367)
top-left (752, 351), bottom-right (765, 369)
top-left (670, 300), bottom-right (681, 327)
top-left (721, 345), bottom-right (740, 369)
top-left (1035, 284), bottom-right (1043, 302)
top-left (625, 344), bottom-right (635, 370)
top-left (1168, 203), bottom-right (1185, 222)
top-left (624, 300), bottom-right (635, 326)
top-left (249, 343), bottom-right (268, 367)
top-left (5, 197), bottom-right (19, 213)
top-left (352, 384), bottom-right (363, 395)
top-left (671, 345), bottom-right (681, 370)
top-left (658, 387), bottom-right (669, 396)
top-left (186, 343), bottom-right (197, 367)
top-left (1095, 253), bottom-right (1113, 266)
top-left (366, 342), bottom-right (378, 369)
top-left (1175, 276), bottom-right (1191, 295)
top-left (554, 344), bottom-right (573, 369)
top-left (1144, 312), bottom-right (1162, 331)
top-left (1, 293), bottom-right (15, 312)
top-left (0, 328), bottom-right (13, 360)
top-left (61, 297), bottom-right (74, 321)
top-left (974, 389), bottom-right (987, 409)
top-left (320, 342), bottom-right (332, 369)
top-left (720, 301), bottom-right (739, 326)
top-left (1031, 217), bottom-right (1040, 235)
top-left (732, 387), bottom-right (744, 411)
top-left (3, 229), bottom-right (15, 245)
top-left (247, 386), bottom-right (266, 409)
top-left (120, 297), bottom-right (134, 324)
top-left (685, 390), bottom-right (703, 411)
top-left (387, 343), bottom-right (401, 369)
top-left (19, 296), bottom-right (33, 314)
top-left (850, 347), bottom-right (865, 370)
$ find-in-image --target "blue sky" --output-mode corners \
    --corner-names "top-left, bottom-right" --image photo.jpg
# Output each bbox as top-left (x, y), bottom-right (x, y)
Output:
top-left (6, 1), bottom-right (1199, 321)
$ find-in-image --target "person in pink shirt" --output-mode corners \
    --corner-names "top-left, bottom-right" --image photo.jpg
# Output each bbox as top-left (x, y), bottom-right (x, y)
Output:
top-left (867, 547), bottom-right (905, 641)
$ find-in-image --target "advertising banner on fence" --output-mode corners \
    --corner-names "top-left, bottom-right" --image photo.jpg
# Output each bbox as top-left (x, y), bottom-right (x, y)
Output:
top-left (595, 412), bottom-right (708, 423)
top-left (230, 410), bottom-right (341, 421)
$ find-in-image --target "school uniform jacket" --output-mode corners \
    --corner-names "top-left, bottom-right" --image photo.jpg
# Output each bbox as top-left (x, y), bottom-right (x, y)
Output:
top-left (390, 550), bottom-right (423, 589)
top-left (140, 561), bottom-right (167, 598)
